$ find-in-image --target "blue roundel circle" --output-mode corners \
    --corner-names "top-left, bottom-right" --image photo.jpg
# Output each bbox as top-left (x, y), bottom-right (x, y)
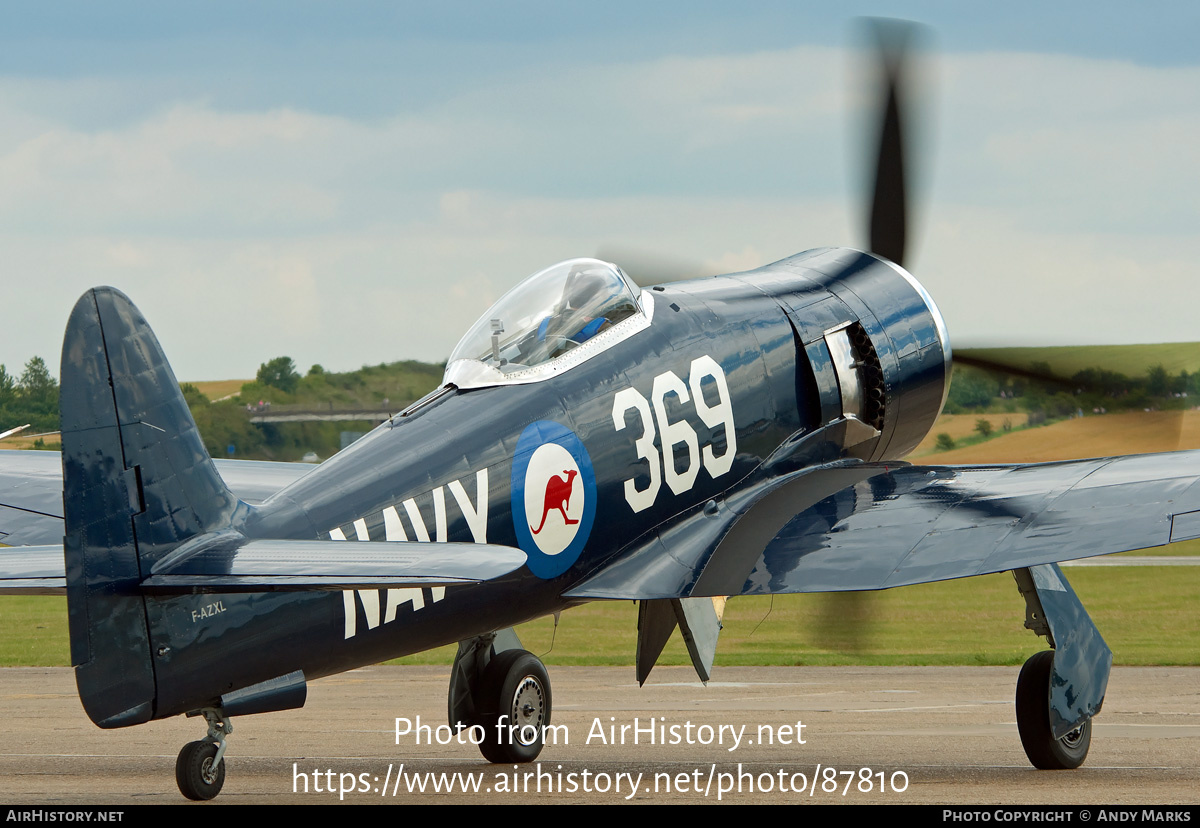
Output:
top-left (511, 420), bottom-right (597, 579)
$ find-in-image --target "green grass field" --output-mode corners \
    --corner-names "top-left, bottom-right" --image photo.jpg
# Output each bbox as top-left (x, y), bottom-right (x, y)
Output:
top-left (451, 567), bottom-right (1199, 669)
top-left (7, 566), bottom-right (1191, 668)
top-left (4, 350), bottom-right (1198, 670)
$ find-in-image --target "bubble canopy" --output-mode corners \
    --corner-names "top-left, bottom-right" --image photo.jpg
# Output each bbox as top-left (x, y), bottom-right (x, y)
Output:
top-left (444, 258), bottom-right (650, 389)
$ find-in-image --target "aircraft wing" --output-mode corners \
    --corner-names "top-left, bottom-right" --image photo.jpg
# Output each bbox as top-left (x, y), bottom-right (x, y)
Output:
top-left (0, 450), bottom-right (68, 545)
top-left (0, 544), bottom-right (65, 593)
top-left (0, 449), bottom-right (313, 547)
top-left (566, 451), bottom-right (1200, 600)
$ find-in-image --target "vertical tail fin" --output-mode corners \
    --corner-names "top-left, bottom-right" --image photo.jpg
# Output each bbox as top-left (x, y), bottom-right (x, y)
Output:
top-left (61, 287), bottom-right (240, 727)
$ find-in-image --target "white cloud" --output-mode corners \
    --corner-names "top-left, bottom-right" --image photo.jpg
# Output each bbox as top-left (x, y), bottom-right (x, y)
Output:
top-left (934, 51), bottom-right (1200, 230)
top-left (1, 42), bottom-right (1198, 380)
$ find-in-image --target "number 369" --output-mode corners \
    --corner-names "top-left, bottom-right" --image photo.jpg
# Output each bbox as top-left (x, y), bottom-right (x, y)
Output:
top-left (611, 355), bottom-right (737, 513)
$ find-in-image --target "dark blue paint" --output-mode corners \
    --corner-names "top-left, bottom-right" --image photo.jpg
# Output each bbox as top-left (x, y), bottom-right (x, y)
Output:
top-left (43, 246), bottom-right (956, 723)
top-left (1029, 564), bottom-right (1113, 738)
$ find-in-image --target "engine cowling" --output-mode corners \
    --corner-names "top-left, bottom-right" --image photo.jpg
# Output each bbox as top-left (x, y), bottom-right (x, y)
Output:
top-left (753, 247), bottom-right (951, 462)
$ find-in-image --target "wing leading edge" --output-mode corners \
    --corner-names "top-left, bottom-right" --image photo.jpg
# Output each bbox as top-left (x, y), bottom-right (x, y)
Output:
top-left (566, 451), bottom-right (1200, 600)
top-left (1, 536), bottom-right (526, 595)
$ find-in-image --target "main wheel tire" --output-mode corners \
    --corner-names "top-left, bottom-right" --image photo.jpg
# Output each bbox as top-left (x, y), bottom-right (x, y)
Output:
top-left (476, 649), bottom-right (551, 764)
top-left (176, 740), bottom-right (226, 800)
top-left (1015, 650), bottom-right (1091, 769)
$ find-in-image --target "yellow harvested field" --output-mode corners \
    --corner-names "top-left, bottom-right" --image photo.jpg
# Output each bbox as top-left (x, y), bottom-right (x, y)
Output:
top-left (912, 413), bottom-right (1018, 454)
top-left (912, 410), bottom-right (1200, 464)
top-left (0, 432), bottom-right (58, 450)
top-left (189, 379), bottom-right (249, 400)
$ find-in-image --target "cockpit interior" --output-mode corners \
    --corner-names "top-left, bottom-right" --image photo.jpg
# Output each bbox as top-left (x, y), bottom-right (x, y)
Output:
top-left (444, 258), bottom-right (650, 388)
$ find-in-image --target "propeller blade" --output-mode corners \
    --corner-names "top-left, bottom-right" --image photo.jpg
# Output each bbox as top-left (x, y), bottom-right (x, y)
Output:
top-left (952, 353), bottom-right (1077, 388)
top-left (864, 19), bottom-right (918, 267)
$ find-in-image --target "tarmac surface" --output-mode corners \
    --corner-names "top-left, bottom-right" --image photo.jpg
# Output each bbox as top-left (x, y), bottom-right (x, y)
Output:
top-left (3, 665), bottom-right (1198, 805)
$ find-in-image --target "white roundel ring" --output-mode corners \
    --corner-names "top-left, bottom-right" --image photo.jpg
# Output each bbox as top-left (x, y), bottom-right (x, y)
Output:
top-left (511, 421), bottom-right (597, 579)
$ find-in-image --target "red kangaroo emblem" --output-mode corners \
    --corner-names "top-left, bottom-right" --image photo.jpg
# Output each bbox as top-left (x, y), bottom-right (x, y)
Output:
top-left (531, 469), bottom-right (580, 535)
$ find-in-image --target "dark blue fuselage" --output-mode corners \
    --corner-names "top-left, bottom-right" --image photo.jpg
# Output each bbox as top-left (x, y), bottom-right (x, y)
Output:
top-left (141, 247), bottom-right (950, 719)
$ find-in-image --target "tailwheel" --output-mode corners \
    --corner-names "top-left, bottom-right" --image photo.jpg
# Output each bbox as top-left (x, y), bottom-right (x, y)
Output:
top-left (476, 649), bottom-right (551, 764)
top-left (176, 740), bottom-right (225, 800)
top-left (1015, 650), bottom-right (1091, 769)
top-left (176, 708), bottom-right (232, 800)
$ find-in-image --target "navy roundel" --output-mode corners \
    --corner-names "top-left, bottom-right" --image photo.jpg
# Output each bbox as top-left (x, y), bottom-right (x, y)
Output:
top-left (511, 421), bottom-right (597, 579)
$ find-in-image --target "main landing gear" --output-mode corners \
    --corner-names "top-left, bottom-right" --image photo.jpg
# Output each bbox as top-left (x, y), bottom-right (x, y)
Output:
top-left (1011, 565), bottom-right (1111, 771)
top-left (450, 631), bottom-right (552, 764)
top-left (476, 649), bottom-right (552, 763)
top-left (176, 709), bottom-right (231, 800)
top-left (1015, 650), bottom-right (1091, 769)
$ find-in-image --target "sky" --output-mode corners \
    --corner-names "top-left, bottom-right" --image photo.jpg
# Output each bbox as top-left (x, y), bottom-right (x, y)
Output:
top-left (2, 2), bottom-right (1198, 380)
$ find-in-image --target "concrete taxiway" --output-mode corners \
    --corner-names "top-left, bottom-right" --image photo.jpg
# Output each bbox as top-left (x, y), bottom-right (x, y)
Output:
top-left (2, 665), bottom-right (1198, 805)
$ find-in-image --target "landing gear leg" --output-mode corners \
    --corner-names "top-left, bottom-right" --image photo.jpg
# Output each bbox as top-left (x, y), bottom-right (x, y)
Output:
top-left (176, 709), bottom-right (231, 800)
top-left (1012, 565), bottom-right (1111, 770)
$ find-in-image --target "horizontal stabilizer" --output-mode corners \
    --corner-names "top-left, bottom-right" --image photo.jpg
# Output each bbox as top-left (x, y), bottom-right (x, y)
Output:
top-left (142, 534), bottom-right (526, 594)
top-left (0, 537), bottom-right (525, 595)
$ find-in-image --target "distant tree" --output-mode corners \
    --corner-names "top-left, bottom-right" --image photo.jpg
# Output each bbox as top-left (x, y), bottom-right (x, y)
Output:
top-left (935, 433), bottom-right (955, 451)
top-left (11, 356), bottom-right (59, 431)
top-left (0, 364), bottom-right (14, 406)
top-left (974, 418), bottom-right (993, 438)
top-left (1147, 364), bottom-right (1169, 397)
top-left (18, 356), bottom-right (56, 405)
top-left (1174, 370), bottom-right (1189, 396)
top-left (1072, 367), bottom-right (1131, 397)
top-left (180, 383), bottom-right (210, 407)
top-left (1048, 391), bottom-right (1078, 418)
top-left (947, 369), bottom-right (997, 409)
top-left (257, 356), bottom-right (300, 393)
top-left (307, 364), bottom-right (325, 377)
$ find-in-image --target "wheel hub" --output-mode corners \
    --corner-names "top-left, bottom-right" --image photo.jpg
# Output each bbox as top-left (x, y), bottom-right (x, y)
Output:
top-left (510, 677), bottom-right (545, 745)
top-left (200, 756), bottom-right (219, 786)
top-left (1060, 725), bottom-right (1085, 748)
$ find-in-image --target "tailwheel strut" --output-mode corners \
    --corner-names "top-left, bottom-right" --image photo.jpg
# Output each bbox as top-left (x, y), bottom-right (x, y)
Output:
top-left (176, 709), bottom-right (232, 800)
